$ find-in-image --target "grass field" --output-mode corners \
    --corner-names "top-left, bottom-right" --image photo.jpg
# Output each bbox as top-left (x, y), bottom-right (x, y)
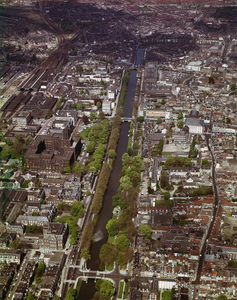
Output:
top-left (155, 200), bottom-right (174, 207)
top-left (118, 281), bottom-right (124, 299)
top-left (139, 5), bottom-right (151, 11)
top-left (124, 281), bottom-right (130, 298)
top-left (80, 128), bottom-right (91, 141)
top-left (54, 215), bottom-right (77, 223)
top-left (127, 135), bottom-right (132, 150)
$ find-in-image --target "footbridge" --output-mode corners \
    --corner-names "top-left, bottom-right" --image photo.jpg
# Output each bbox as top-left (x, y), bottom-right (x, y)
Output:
top-left (121, 117), bottom-right (135, 122)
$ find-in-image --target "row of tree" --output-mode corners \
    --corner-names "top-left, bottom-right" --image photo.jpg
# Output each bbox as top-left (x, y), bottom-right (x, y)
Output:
top-left (80, 220), bottom-right (94, 260)
top-left (90, 162), bottom-right (111, 216)
top-left (80, 113), bottom-right (123, 259)
top-left (120, 68), bottom-right (130, 107)
top-left (87, 144), bottom-right (106, 174)
top-left (189, 135), bottom-right (198, 158)
top-left (107, 111), bottom-right (122, 153)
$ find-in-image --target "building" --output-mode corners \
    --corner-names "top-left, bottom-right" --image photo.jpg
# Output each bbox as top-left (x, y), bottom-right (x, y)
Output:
top-left (82, 172), bottom-right (95, 191)
top-left (186, 61), bottom-right (203, 72)
top-left (24, 122), bottom-right (81, 172)
top-left (173, 126), bottom-right (189, 143)
top-left (0, 249), bottom-right (23, 264)
top-left (38, 223), bottom-right (68, 250)
top-left (55, 110), bottom-right (79, 125)
top-left (102, 101), bottom-right (111, 115)
top-left (56, 188), bottom-right (81, 204)
top-left (12, 111), bottom-right (32, 126)
top-left (27, 187), bottom-right (45, 202)
top-left (184, 118), bottom-right (204, 134)
top-left (16, 215), bottom-right (49, 227)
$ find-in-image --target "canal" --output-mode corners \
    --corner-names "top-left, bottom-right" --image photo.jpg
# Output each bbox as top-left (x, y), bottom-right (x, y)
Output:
top-left (78, 48), bottom-right (142, 299)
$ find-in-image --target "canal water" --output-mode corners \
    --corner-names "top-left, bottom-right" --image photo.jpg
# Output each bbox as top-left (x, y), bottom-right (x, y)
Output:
top-left (78, 48), bottom-right (142, 299)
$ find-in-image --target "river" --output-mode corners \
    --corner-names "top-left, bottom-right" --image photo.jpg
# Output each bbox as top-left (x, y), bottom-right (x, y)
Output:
top-left (78, 48), bottom-right (142, 300)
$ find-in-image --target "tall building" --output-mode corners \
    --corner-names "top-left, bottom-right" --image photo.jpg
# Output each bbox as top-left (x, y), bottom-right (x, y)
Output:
top-left (24, 120), bottom-right (81, 172)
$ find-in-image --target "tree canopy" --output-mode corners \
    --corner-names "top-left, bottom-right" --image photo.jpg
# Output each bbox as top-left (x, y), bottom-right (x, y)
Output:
top-left (115, 233), bottom-right (130, 251)
top-left (106, 219), bottom-right (118, 237)
top-left (139, 224), bottom-right (152, 238)
top-left (177, 119), bottom-right (183, 129)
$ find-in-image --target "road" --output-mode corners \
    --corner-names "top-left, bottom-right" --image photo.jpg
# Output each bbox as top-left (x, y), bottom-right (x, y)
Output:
top-left (8, 252), bottom-right (31, 300)
top-left (192, 133), bottom-right (218, 298)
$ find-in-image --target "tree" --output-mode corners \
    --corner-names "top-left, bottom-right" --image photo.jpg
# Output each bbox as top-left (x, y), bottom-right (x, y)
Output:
top-left (86, 190), bottom-right (91, 196)
top-left (99, 111), bottom-right (105, 121)
top-left (162, 290), bottom-right (173, 300)
top-left (164, 191), bottom-right (171, 200)
top-left (95, 279), bottom-right (104, 291)
top-left (46, 109), bottom-right (53, 120)
top-left (76, 65), bottom-right (83, 73)
top-left (26, 293), bottom-right (35, 300)
top-left (161, 98), bottom-right (165, 105)
top-left (9, 240), bottom-right (20, 250)
top-left (99, 244), bottom-right (118, 268)
top-left (77, 103), bottom-right (84, 109)
top-left (92, 292), bottom-right (110, 300)
top-left (115, 233), bottom-right (130, 251)
top-left (80, 89), bottom-right (84, 94)
top-left (90, 111), bottom-right (97, 121)
top-left (157, 117), bottom-right (162, 125)
top-left (178, 110), bottom-right (183, 119)
top-left (136, 116), bottom-right (144, 123)
top-left (100, 280), bottom-right (114, 297)
top-left (82, 115), bottom-right (89, 124)
top-left (56, 100), bottom-right (62, 109)
top-left (139, 224), bottom-right (152, 238)
top-left (65, 287), bottom-right (76, 300)
top-left (116, 252), bottom-right (126, 266)
top-left (97, 102), bottom-right (102, 109)
top-left (217, 297), bottom-right (228, 300)
top-left (170, 121), bottom-right (175, 129)
top-left (226, 117), bottom-right (231, 124)
top-left (5, 138), bottom-right (13, 146)
top-left (108, 149), bottom-right (116, 160)
top-left (106, 219), bottom-right (118, 237)
top-left (37, 262), bottom-right (45, 276)
top-left (72, 161), bottom-right (85, 174)
top-left (177, 119), bottom-right (184, 129)
top-left (202, 159), bottom-right (209, 166)
top-left (70, 201), bottom-right (85, 218)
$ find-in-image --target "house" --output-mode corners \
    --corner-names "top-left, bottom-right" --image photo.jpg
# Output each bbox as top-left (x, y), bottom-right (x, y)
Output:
top-left (82, 172), bottom-right (95, 191)
top-left (0, 232), bottom-right (16, 248)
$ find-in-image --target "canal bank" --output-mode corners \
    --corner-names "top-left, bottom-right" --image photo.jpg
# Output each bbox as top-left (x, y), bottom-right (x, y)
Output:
top-left (78, 49), bottom-right (142, 300)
